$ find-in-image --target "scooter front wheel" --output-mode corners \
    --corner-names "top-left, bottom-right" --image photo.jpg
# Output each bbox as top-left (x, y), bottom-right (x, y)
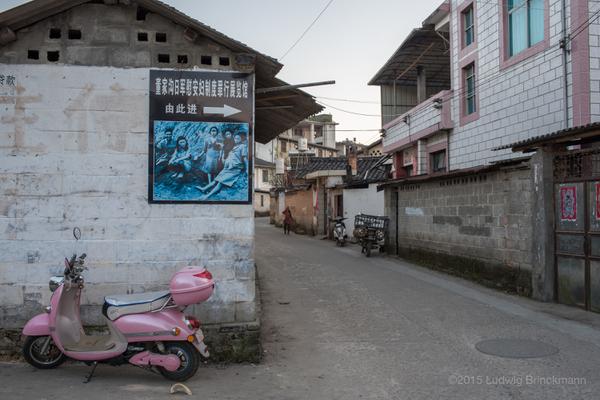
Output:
top-left (158, 342), bottom-right (199, 382)
top-left (23, 335), bottom-right (66, 369)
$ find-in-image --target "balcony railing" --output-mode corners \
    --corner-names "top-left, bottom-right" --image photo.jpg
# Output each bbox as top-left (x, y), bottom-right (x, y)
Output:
top-left (382, 90), bottom-right (453, 153)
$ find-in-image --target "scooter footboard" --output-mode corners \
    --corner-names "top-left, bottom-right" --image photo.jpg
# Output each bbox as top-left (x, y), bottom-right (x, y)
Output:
top-left (23, 313), bottom-right (50, 336)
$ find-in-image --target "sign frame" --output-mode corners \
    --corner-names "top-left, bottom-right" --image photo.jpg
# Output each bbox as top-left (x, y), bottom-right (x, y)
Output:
top-left (147, 69), bottom-right (254, 205)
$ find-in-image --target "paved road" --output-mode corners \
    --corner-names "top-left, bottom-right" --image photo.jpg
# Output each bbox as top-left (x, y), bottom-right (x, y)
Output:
top-left (2, 218), bottom-right (600, 399)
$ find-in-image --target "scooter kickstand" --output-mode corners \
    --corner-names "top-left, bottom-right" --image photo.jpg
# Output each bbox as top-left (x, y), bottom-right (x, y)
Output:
top-left (83, 362), bottom-right (98, 384)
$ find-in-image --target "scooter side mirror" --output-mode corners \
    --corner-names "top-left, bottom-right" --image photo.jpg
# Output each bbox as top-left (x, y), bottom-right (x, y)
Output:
top-left (73, 227), bottom-right (81, 241)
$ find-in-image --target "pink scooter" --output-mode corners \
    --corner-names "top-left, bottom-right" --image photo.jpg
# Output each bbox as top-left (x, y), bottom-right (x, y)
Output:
top-left (22, 229), bottom-right (215, 382)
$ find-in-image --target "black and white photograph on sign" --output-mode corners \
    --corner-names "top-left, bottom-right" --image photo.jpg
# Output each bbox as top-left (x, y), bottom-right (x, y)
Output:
top-left (152, 120), bottom-right (249, 202)
top-left (148, 69), bottom-right (253, 203)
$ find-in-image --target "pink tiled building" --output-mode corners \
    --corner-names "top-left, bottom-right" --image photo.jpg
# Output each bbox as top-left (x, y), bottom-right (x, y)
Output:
top-left (371, 0), bottom-right (597, 177)
top-left (370, 1), bottom-right (600, 311)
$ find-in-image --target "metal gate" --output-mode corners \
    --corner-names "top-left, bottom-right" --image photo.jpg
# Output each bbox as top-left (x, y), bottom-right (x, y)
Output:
top-left (554, 148), bottom-right (600, 311)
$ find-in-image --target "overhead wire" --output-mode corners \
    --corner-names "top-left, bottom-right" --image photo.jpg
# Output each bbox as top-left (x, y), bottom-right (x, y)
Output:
top-left (280, 0), bottom-right (335, 61)
top-left (320, 2), bottom-right (600, 130)
top-left (316, 96), bottom-right (380, 104)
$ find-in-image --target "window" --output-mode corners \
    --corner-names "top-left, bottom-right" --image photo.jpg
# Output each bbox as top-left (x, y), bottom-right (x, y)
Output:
top-left (507, 0), bottom-right (544, 57)
top-left (47, 51), bottom-right (60, 62)
top-left (201, 55), bottom-right (212, 65)
top-left (281, 141), bottom-right (287, 153)
top-left (431, 150), bottom-right (447, 173)
top-left (405, 165), bottom-right (414, 177)
top-left (49, 28), bottom-right (61, 39)
top-left (464, 63), bottom-right (476, 115)
top-left (262, 169), bottom-right (269, 183)
top-left (314, 126), bottom-right (323, 138)
top-left (155, 32), bottom-right (167, 43)
top-left (68, 29), bottom-right (82, 40)
top-left (463, 6), bottom-right (474, 47)
top-left (136, 7), bottom-right (149, 21)
top-left (137, 32), bottom-right (148, 42)
top-left (219, 57), bottom-right (230, 66)
top-left (260, 195), bottom-right (264, 207)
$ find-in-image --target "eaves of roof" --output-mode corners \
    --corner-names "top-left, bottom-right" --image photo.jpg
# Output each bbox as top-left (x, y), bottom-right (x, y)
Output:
top-left (492, 122), bottom-right (600, 152)
top-left (0, 0), bottom-right (323, 144)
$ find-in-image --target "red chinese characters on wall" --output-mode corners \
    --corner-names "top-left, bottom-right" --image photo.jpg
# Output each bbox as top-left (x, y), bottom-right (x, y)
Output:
top-left (560, 186), bottom-right (577, 222)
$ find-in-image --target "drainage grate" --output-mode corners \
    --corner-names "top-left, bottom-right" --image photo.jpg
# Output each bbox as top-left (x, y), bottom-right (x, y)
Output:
top-left (475, 339), bottom-right (559, 359)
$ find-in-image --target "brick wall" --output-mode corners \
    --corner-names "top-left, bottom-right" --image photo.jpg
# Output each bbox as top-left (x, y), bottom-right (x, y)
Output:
top-left (385, 165), bottom-right (532, 293)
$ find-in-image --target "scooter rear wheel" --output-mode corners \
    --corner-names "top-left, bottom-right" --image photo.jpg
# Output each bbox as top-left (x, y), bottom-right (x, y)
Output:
top-left (23, 335), bottom-right (66, 369)
top-left (158, 342), bottom-right (199, 382)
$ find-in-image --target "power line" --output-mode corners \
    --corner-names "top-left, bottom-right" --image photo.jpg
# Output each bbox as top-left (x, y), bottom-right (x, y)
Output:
top-left (280, 0), bottom-right (335, 61)
top-left (336, 129), bottom-right (381, 132)
top-left (568, 6), bottom-right (600, 42)
top-left (316, 96), bottom-right (380, 104)
top-left (317, 101), bottom-right (382, 117)
top-left (321, 3), bottom-right (600, 124)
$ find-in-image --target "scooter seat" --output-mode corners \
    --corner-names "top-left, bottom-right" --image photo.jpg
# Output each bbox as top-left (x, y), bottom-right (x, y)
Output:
top-left (103, 291), bottom-right (171, 321)
top-left (105, 291), bottom-right (170, 307)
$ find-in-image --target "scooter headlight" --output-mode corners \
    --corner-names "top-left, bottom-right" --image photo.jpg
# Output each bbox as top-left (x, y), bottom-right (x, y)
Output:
top-left (376, 230), bottom-right (385, 240)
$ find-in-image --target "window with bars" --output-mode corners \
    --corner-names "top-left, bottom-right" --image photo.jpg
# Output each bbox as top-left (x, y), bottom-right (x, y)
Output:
top-left (464, 63), bottom-right (476, 115)
top-left (262, 169), bottom-right (269, 183)
top-left (507, 0), bottom-right (544, 57)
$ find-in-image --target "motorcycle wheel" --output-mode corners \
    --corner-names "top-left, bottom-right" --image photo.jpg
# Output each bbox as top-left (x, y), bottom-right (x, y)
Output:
top-left (335, 238), bottom-right (341, 246)
top-left (23, 335), bottom-right (66, 369)
top-left (365, 244), bottom-right (372, 257)
top-left (158, 342), bottom-right (199, 382)
top-left (340, 239), bottom-right (345, 247)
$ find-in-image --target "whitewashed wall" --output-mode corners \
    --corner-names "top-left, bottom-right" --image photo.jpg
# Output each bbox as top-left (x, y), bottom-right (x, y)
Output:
top-left (342, 184), bottom-right (385, 239)
top-left (0, 64), bottom-right (256, 328)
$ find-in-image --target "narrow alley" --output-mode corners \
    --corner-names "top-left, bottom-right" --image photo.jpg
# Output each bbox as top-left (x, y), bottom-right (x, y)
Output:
top-left (2, 219), bottom-right (600, 399)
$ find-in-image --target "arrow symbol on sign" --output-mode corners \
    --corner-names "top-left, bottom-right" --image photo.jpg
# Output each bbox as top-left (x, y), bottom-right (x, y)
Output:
top-left (203, 104), bottom-right (241, 117)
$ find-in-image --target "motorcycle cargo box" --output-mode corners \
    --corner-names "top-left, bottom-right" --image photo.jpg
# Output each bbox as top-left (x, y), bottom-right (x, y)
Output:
top-left (169, 266), bottom-right (214, 306)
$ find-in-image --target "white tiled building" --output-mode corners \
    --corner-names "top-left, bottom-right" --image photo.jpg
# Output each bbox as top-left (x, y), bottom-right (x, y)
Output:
top-left (371, 0), bottom-right (599, 176)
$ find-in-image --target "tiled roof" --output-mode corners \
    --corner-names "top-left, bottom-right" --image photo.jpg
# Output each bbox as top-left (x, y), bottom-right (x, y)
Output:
top-left (295, 156), bottom-right (390, 183)
top-left (255, 158), bottom-right (276, 168)
top-left (0, 0), bottom-right (323, 144)
top-left (492, 122), bottom-right (600, 151)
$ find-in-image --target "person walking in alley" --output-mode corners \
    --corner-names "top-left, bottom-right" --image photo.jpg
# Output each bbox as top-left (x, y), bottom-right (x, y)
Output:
top-left (282, 206), bottom-right (293, 235)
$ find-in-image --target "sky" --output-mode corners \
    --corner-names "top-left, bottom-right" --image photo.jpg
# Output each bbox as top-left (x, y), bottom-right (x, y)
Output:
top-left (1, 0), bottom-right (442, 144)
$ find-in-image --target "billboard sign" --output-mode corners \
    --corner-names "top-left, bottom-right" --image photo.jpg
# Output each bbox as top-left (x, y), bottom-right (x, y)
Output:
top-left (148, 70), bottom-right (254, 204)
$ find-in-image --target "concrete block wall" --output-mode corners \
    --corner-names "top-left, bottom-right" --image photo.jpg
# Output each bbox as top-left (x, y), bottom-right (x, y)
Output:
top-left (0, 61), bottom-right (256, 329)
top-left (448, 0), bottom-right (569, 170)
top-left (386, 165), bottom-right (533, 292)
